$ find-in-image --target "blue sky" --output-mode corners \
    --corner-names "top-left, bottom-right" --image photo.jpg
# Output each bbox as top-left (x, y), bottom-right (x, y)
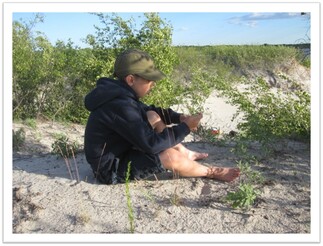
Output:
top-left (12, 12), bottom-right (310, 47)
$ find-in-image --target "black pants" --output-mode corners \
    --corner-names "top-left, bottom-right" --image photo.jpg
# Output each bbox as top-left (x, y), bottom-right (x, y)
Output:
top-left (92, 149), bottom-right (166, 184)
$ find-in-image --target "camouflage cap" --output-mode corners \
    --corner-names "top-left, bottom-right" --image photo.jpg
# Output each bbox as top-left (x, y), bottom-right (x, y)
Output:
top-left (113, 49), bottom-right (166, 81)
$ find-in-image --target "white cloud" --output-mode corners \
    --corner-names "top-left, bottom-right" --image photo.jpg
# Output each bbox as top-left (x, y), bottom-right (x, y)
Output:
top-left (228, 12), bottom-right (306, 28)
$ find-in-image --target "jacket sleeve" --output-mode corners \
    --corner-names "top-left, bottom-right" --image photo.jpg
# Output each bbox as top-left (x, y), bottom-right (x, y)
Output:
top-left (142, 103), bottom-right (182, 125)
top-left (109, 101), bottom-right (190, 154)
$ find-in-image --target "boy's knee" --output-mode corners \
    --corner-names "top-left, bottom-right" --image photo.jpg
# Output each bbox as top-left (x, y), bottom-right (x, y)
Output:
top-left (159, 148), bottom-right (184, 171)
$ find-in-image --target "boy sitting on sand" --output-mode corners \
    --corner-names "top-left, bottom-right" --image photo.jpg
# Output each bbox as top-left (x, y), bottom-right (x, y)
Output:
top-left (84, 49), bottom-right (240, 184)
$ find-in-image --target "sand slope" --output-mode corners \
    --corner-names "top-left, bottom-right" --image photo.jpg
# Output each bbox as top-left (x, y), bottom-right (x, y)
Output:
top-left (12, 95), bottom-right (311, 237)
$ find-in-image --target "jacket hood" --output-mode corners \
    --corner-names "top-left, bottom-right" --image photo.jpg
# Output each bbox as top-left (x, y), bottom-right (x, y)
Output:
top-left (84, 77), bottom-right (136, 111)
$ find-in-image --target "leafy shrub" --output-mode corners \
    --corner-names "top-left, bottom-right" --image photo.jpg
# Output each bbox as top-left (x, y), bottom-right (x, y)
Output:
top-left (86, 12), bottom-right (179, 109)
top-left (13, 128), bottom-right (26, 151)
top-left (13, 15), bottom-right (91, 123)
top-left (203, 73), bottom-right (310, 145)
top-left (180, 67), bottom-right (216, 114)
top-left (13, 13), bottom-right (310, 129)
top-left (301, 57), bottom-right (310, 68)
top-left (238, 78), bottom-right (309, 143)
top-left (24, 118), bottom-right (37, 129)
top-left (236, 160), bottom-right (265, 185)
top-left (174, 45), bottom-right (300, 78)
top-left (13, 13), bottom-right (179, 122)
top-left (224, 159), bottom-right (263, 210)
top-left (225, 183), bottom-right (260, 209)
top-left (51, 134), bottom-right (79, 158)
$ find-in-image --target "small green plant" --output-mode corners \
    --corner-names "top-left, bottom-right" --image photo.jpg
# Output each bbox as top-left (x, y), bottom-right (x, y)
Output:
top-left (13, 128), bottom-right (26, 151)
top-left (301, 57), bottom-right (310, 68)
top-left (125, 161), bottom-right (135, 233)
top-left (51, 133), bottom-right (79, 158)
top-left (24, 118), bottom-right (37, 129)
top-left (170, 187), bottom-right (182, 206)
top-left (225, 183), bottom-right (260, 209)
top-left (169, 171), bottom-right (183, 206)
top-left (236, 160), bottom-right (265, 185)
top-left (225, 159), bottom-right (264, 210)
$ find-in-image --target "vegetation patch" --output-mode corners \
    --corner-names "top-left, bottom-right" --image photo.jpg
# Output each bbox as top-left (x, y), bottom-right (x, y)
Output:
top-left (13, 128), bottom-right (26, 151)
top-left (51, 133), bottom-right (80, 158)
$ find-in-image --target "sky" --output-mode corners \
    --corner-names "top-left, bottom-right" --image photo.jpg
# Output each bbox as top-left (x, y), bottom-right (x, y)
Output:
top-left (12, 12), bottom-right (310, 48)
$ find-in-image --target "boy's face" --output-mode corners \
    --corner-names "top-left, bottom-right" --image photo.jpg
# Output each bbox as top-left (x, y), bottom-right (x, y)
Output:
top-left (126, 75), bottom-right (155, 98)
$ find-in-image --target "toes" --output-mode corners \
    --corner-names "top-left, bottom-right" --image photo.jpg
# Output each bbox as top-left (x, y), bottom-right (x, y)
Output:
top-left (199, 153), bottom-right (208, 159)
top-left (195, 152), bottom-right (209, 160)
top-left (188, 151), bottom-right (209, 161)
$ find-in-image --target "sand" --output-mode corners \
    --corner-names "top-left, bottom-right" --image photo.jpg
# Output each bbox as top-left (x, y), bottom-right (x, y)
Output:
top-left (8, 90), bottom-right (316, 244)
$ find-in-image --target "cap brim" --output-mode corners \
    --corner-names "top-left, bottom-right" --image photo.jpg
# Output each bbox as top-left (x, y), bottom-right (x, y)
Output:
top-left (137, 69), bottom-right (166, 81)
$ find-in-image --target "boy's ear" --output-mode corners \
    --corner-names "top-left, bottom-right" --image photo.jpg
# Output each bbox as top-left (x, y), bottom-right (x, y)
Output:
top-left (124, 74), bottom-right (135, 86)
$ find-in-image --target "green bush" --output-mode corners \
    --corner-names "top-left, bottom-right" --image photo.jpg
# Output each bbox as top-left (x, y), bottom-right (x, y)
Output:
top-left (236, 160), bottom-right (265, 184)
top-left (12, 14), bottom-right (310, 130)
top-left (13, 15), bottom-right (92, 123)
top-left (237, 78), bottom-right (310, 143)
top-left (13, 13), bottom-right (180, 122)
top-left (226, 183), bottom-right (260, 209)
top-left (202, 73), bottom-right (311, 145)
top-left (13, 128), bottom-right (26, 151)
top-left (86, 12), bottom-right (179, 108)
top-left (225, 160), bottom-right (263, 210)
top-left (51, 134), bottom-right (79, 158)
top-left (174, 45), bottom-right (299, 78)
top-left (301, 57), bottom-right (311, 68)
top-left (24, 118), bottom-right (37, 129)
top-left (180, 67), bottom-right (216, 114)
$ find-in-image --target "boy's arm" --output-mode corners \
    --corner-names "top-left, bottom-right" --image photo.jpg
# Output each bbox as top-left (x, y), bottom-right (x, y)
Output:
top-left (110, 103), bottom-right (189, 154)
top-left (142, 103), bottom-right (182, 125)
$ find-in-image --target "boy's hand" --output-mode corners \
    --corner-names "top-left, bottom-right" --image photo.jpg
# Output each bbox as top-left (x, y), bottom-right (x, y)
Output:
top-left (181, 113), bottom-right (203, 131)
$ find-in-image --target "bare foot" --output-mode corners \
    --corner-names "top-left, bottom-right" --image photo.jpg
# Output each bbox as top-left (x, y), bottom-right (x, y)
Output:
top-left (187, 150), bottom-right (209, 161)
top-left (206, 167), bottom-right (240, 182)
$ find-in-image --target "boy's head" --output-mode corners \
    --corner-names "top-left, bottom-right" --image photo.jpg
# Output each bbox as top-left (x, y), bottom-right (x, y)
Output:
top-left (113, 49), bottom-right (166, 81)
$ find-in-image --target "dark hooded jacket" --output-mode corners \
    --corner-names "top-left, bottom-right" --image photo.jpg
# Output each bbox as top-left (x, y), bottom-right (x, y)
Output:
top-left (84, 77), bottom-right (190, 172)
